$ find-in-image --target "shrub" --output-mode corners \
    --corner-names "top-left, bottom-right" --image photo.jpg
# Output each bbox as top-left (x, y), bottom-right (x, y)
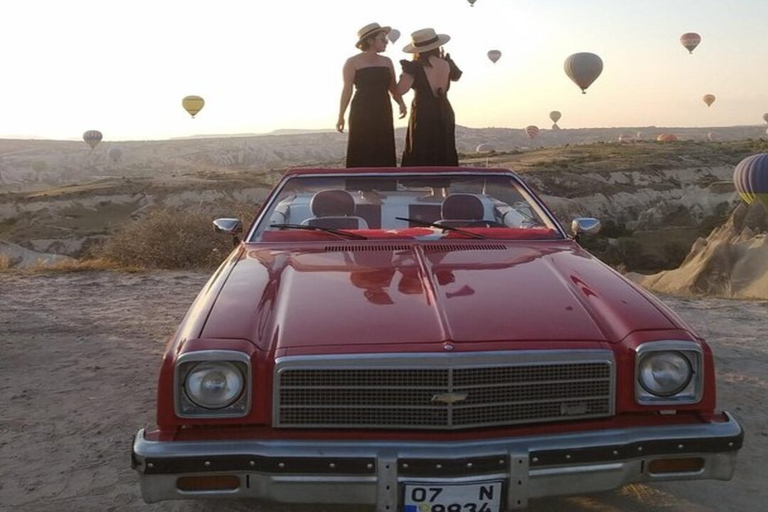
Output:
top-left (94, 204), bottom-right (254, 270)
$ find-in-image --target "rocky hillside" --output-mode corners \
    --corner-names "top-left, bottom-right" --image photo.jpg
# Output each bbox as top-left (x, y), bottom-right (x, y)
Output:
top-left (1, 135), bottom-right (767, 271)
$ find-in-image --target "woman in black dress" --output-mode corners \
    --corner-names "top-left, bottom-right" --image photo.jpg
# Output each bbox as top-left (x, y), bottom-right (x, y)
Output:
top-left (337, 23), bottom-right (407, 168)
top-left (397, 28), bottom-right (462, 167)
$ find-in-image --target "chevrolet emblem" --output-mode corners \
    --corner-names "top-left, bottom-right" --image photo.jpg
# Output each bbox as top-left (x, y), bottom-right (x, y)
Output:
top-left (431, 392), bottom-right (468, 404)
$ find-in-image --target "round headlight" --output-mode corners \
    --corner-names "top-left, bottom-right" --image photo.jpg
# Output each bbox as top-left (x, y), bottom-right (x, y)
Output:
top-left (184, 362), bottom-right (244, 409)
top-left (638, 351), bottom-right (692, 397)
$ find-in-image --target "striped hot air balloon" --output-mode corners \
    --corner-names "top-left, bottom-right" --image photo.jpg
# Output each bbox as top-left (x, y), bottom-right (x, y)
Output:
top-left (525, 125), bottom-right (540, 139)
top-left (82, 130), bottom-right (103, 149)
top-left (733, 153), bottom-right (768, 210)
top-left (182, 95), bottom-right (205, 118)
top-left (680, 32), bottom-right (701, 54)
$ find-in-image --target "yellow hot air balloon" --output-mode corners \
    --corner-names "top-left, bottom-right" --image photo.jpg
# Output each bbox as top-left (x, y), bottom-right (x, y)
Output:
top-left (564, 53), bottom-right (603, 94)
top-left (182, 95), bottom-right (205, 118)
top-left (703, 94), bottom-right (716, 107)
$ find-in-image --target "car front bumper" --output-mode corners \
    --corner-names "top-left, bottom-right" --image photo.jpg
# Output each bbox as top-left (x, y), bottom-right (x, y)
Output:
top-left (132, 413), bottom-right (742, 509)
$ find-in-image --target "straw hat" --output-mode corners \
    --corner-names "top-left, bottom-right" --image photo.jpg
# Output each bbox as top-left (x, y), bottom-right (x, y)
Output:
top-left (355, 22), bottom-right (391, 49)
top-left (403, 28), bottom-right (450, 53)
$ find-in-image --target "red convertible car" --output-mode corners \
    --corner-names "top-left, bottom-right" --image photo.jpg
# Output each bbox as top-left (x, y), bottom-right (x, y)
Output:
top-left (132, 167), bottom-right (742, 510)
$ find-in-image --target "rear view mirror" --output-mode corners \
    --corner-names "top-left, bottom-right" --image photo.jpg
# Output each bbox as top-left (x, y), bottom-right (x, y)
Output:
top-left (571, 217), bottom-right (601, 236)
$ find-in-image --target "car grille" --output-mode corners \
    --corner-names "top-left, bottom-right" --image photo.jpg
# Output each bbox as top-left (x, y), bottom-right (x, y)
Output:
top-left (273, 351), bottom-right (614, 430)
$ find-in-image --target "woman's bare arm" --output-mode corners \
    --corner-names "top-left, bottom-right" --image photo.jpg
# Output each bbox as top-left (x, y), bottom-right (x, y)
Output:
top-left (387, 59), bottom-right (407, 119)
top-left (336, 58), bottom-right (356, 132)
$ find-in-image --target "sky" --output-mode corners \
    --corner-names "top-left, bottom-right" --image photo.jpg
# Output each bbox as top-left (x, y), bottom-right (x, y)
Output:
top-left (2, 0), bottom-right (768, 141)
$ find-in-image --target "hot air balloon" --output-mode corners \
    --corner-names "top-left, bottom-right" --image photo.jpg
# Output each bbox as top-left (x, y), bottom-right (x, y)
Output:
top-left (656, 133), bottom-right (678, 142)
top-left (549, 111), bottom-right (562, 124)
top-left (618, 134), bottom-right (633, 143)
top-left (109, 147), bottom-right (123, 163)
top-left (83, 130), bottom-right (103, 149)
top-left (551, 124), bottom-right (560, 131)
top-left (707, 132), bottom-right (718, 142)
top-left (476, 143), bottom-right (494, 153)
top-left (763, 113), bottom-right (768, 124)
top-left (388, 29), bottom-right (400, 44)
top-left (733, 153), bottom-right (768, 210)
top-left (467, 0), bottom-right (477, 6)
top-left (703, 94), bottom-right (716, 107)
top-left (525, 125), bottom-right (540, 139)
top-left (182, 95), bottom-right (205, 118)
top-left (487, 50), bottom-right (501, 64)
top-left (636, 131), bottom-right (643, 140)
top-left (564, 52), bottom-right (603, 94)
top-left (680, 32), bottom-right (701, 54)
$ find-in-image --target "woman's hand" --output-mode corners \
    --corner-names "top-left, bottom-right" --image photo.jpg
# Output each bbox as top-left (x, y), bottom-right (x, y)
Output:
top-left (336, 116), bottom-right (345, 133)
top-left (398, 103), bottom-right (407, 119)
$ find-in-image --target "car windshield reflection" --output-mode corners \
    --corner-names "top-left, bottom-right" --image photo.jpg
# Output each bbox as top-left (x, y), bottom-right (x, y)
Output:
top-left (250, 172), bottom-right (563, 242)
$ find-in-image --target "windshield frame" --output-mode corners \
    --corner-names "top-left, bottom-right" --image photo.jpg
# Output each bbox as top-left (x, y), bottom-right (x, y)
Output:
top-left (245, 170), bottom-right (568, 242)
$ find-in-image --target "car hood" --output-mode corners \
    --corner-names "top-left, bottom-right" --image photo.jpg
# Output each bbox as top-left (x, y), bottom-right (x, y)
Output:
top-left (202, 242), bottom-right (680, 350)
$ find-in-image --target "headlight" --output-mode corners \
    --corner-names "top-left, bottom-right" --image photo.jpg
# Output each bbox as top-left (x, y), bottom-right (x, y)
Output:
top-left (638, 352), bottom-right (692, 397)
top-left (635, 341), bottom-right (703, 405)
top-left (174, 351), bottom-right (251, 418)
top-left (185, 362), bottom-right (244, 409)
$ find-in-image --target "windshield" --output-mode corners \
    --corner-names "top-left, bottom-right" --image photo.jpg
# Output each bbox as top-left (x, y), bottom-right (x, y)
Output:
top-left (249, 173), bottom-right (563, 242)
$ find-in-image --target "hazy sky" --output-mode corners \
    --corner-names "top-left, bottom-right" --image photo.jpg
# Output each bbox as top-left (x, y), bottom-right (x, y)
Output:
top-left (2, 0), bottom-right (767, 141)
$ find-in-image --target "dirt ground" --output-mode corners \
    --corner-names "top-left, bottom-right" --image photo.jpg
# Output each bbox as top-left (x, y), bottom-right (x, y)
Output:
top-left (1, 271), bottom-right (766, 512)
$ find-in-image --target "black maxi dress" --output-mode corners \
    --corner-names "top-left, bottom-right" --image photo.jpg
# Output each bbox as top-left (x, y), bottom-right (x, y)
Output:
top-left (400, 56), bottom-right (463, 167)
top-left (346, 67), bottom-right (397, 168)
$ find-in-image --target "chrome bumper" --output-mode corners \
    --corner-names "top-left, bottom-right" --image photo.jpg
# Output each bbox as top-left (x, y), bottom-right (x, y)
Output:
top-left (132, 413), bottom-right (742, 509)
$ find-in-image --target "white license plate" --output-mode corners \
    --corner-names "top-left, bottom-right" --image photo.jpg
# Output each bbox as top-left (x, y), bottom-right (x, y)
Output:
top-left (403, 481), bottom-right (503, 512)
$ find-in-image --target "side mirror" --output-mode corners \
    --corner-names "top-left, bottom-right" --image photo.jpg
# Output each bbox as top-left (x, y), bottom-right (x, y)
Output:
top-left (213, 218), bottom-right (243, 246)
top-left (571, 217), bottom-right (601, 236)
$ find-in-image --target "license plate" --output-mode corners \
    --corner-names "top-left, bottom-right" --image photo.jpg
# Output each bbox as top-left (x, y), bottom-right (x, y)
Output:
top-left (403, 481), bottom-right (502, 512)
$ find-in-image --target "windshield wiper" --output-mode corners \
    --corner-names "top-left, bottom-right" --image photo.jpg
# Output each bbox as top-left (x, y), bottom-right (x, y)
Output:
top-left (395, 217), bottom-right (487, 239)
top-left (269, 223), bottom-right (367, 240)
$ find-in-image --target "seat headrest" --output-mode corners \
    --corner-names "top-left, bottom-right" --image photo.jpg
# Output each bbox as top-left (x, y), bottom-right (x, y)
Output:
top-left (442, 194), bottom-right (484, 220)
top-left (311, 190), bottom-right (356, 217)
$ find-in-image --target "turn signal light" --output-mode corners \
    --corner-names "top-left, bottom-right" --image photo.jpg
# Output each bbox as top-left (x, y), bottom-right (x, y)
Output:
top-left (648, 457), bottom-right (704, 474)
top-left (177, 475), bottom-right (240, 491)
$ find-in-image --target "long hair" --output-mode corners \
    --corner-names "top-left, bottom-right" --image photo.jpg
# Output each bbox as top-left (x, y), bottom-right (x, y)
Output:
top-left (414, 48), bottom-right (440, 67)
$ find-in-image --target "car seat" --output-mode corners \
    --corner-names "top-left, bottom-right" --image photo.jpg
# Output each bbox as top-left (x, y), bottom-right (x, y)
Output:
top-left (437, 194), bottom-right (491, 228)
top-left (302, 190), bottom-right (369, 230)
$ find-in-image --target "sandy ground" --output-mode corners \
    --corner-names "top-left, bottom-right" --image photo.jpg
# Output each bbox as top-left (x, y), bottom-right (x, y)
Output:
top-left (1, 271), bottom-right (766, 512)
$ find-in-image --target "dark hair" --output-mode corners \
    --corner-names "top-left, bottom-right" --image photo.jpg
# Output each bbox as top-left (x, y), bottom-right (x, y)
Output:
top-left (414, 48), bottom-right (440, 67)
top-left (359, 30), bottom-right (385, 51)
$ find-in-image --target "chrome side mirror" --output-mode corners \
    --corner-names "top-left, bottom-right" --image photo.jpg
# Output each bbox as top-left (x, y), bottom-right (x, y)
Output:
top-left (213, 218), bottom-right (243, 246)
top-left (571, 217), bottom-right (601, 236)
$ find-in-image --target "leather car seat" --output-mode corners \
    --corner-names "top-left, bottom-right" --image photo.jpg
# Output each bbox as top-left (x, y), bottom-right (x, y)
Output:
top-left (302, 190), bottom-right (369, 230)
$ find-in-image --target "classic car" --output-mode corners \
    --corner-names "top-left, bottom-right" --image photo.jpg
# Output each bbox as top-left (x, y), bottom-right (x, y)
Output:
top-left (131, 166), bottom-right (742, 510)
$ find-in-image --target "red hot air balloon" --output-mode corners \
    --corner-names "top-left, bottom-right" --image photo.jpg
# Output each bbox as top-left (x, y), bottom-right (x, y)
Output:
top-left (680, 32), bottom-right (701, 54)
top-left (564, 53), bottom-right (603, 94)
top-left (656, 133), bottom-right (678, 142)
top-left (733, 153), bottom-right (768, 210)
top-left (525, 125), bottom-right (540, 139)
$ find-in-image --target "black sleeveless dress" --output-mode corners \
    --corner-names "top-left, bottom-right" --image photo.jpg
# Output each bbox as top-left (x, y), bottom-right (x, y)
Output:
top-left (400, 56), bottom-right (462, 167)
top-left (346, 67), bottom-right (396, 168)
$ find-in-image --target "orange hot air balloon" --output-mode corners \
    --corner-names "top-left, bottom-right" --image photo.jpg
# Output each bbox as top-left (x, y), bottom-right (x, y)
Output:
top-left (680, 32), bottom-right (701, 54)
top-left (487, 50), bottom-right (501, 64)
top-left (656, 133), bottom-right (678, 142)
top-left (703, 94), bottom-right (716, 107)
top-left (525, 125), bottom-right (540, 139)
top-left (564, 52), bottom-right (603, 94)
top-left (82, 130), bottom-right (103, 149)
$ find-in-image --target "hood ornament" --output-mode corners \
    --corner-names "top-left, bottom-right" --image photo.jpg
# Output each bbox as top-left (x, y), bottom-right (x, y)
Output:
top-left (432, 392), bottom-right (468, 404)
